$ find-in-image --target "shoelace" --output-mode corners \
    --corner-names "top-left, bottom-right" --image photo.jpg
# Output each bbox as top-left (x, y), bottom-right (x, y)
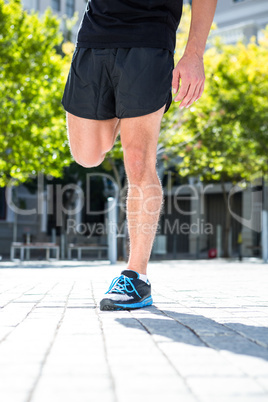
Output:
top-left (105, 275), bottom-right (141, 298)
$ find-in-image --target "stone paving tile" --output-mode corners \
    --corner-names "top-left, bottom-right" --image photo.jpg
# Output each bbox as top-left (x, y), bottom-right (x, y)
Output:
top-left (0, 260), bottom-right (268, 402)
top-left (187, 375), bottom-right (266, 395)
top-left (200, 397), bottom-right (268, 402)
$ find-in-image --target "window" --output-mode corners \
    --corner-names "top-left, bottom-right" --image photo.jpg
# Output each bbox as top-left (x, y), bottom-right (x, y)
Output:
top-left (66, 0), bottom-right (75, 17)
top-left (51, 0), bottom-right (60, 12)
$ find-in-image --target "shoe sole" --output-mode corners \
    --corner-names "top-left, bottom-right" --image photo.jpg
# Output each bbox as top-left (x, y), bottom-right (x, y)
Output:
top-left (100, 295), bottom-right (153, 311)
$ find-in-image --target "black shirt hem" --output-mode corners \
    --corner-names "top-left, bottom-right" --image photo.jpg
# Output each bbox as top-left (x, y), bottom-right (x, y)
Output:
top-left (76, 40), bottom-right (174, 54)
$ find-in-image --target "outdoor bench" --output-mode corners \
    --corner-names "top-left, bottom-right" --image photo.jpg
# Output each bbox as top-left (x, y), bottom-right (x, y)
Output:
top-left (10, 242), bottom-right (60, 261)
top-left (67, 243), bottom-right (108, 260)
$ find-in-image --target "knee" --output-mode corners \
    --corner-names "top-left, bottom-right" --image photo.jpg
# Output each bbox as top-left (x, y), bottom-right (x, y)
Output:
top-left (124, 148), bottom-right (154, 182)
top-left (72, 150), bottom-right (105, 168)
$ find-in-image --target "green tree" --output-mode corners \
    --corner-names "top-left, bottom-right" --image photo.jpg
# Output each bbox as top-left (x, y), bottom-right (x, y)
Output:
top-left (161, 27), bottom-right (268, 257)
top-left (0, 0), bottom-right (72, 187)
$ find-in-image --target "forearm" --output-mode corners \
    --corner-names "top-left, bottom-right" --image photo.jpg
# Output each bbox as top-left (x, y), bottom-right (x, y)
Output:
top-left (184, 0), bottom-right (218, 58)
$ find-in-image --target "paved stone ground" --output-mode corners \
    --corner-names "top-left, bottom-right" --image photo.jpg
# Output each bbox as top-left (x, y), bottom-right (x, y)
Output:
top-left (0, 259), bottom-right (268, 402)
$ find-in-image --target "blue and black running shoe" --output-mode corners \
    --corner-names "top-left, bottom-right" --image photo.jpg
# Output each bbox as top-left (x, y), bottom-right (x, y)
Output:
top-left (100, 270), bottom-right (153, 311)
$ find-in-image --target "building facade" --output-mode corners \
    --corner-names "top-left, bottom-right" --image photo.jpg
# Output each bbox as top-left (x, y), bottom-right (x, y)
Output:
top-left (22, 0), bottom-right (87, 41)
top-left (185, 0), bottom-right (268, 44)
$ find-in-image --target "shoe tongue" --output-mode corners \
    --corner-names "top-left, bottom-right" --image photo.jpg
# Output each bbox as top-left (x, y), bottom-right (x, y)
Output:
top-left (121, 270), bottom-right (139, 279)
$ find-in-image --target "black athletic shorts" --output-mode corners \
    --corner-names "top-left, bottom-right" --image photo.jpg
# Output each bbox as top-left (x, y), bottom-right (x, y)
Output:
top-left (61, 47), bottom-right (174, 120)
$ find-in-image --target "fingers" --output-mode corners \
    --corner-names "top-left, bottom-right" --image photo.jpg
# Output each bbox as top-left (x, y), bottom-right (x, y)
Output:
top-left (172, 53), bottom-right (206, 110)
top-left (185, 82), bottom-right (203, 108)
top-left (195, 81), bottom-right (205, 102)
top-left (176, 80), bottom-right (196, 109)
top-left (184, 85), bottom-right (199, 108)
top-left (172, 69), bottom-right (180, 94)
top-left (175, 78), bottom-right (205, 109)
top-left (174, 80), bottom-right (190, 104)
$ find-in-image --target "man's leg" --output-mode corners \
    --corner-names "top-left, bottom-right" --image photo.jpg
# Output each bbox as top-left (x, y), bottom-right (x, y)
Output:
top-left (67, 107), bottom-right (164, 271)
top-left (99, 105), bottom-right (165, 311)
top-left (120, 105), bottom-right (166, 275)
top-left (68, 106), bottom-right (165, 311)
top-left (66, 112), bottom-right (120, 167)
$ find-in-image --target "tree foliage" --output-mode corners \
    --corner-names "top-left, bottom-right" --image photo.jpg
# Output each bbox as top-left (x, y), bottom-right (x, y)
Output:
top-left (161, 25), bottom-right (268, 183)
top-left (0, 0), bottom-right (73, 187)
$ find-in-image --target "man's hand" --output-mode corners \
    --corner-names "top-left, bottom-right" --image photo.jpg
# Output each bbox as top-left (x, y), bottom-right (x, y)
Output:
top-left (172, 52), bottom-right (205, 109)
top-left (171, 0), bottom-right (218, 109)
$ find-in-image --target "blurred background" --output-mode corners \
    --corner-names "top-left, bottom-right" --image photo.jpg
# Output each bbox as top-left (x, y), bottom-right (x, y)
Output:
top-left (0, 0), bottom-right (267, 263)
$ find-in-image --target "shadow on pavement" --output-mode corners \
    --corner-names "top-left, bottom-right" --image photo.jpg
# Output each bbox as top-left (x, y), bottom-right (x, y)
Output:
top-left (116, 306), bottom-right (268, 361)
